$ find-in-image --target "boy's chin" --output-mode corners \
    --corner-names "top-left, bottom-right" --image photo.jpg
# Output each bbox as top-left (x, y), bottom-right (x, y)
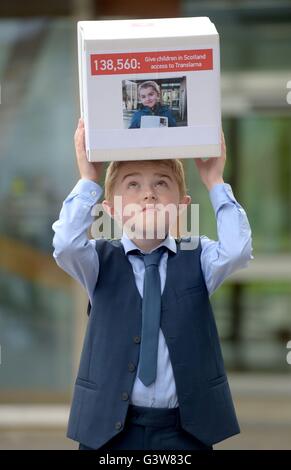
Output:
top-left (124, 223), bottom-right (169, 240)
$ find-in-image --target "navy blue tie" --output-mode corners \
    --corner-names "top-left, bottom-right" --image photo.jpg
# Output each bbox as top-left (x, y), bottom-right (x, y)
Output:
top-left (128, 246), bottom-right (166, 386)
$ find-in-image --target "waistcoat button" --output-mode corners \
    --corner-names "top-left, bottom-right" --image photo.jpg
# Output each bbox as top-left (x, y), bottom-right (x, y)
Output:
top-left (133, 336), bottom-right (141, 344)
top-left (115, 421), bottom-right (122, 430)
top-left (128, 362), bottom-right (136, 372)
top-left (122, 392), bottom-right (129, 401)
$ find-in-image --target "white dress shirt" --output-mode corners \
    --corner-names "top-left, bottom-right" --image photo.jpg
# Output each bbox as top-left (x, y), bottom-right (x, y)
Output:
top-left (52, 178), bottom-right (254, 408)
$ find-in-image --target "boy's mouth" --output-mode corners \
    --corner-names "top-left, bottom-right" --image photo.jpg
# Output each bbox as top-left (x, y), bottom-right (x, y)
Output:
top-left (141, 205), bottom-right (158, 212)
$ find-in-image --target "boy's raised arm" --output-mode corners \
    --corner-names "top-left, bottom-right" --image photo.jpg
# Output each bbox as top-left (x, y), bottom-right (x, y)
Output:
top-left (52, 119), bottom-right (104, 305)
top-left (194, 131), bottom-right (254, 296)
top-left (200, 183), bottom-right (254, 296)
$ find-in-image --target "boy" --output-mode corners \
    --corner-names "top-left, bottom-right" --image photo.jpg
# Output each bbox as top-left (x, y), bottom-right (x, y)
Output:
top-left (128, 80), bottom-right (176, 128)
top-left (52, 118), bottom-right (253, 450)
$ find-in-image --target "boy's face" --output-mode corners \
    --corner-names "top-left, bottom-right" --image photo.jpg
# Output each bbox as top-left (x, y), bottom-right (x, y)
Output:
top-left (102, 161), bottom-right (191, 240)
top-left (139, 86), bottom-right (159, 108)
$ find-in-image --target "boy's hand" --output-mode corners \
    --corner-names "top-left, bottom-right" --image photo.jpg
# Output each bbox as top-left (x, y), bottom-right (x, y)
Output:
top-left (194, 130), bottom-right (226, 191)
top-left (74, 118), bottom-right (103, 183)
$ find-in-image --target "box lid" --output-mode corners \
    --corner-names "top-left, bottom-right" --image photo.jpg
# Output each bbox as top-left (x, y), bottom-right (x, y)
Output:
top-left (78, 17), bottom-right (218, 40)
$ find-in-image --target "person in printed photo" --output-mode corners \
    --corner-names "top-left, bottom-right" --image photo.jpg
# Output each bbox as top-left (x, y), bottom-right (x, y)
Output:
top-left (129, 80), bottom-right (177, 128)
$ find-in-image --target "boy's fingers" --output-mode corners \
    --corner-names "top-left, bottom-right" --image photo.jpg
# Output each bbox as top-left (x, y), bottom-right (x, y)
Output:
top-left (221, 131), bottom-right (227, 159)
top-left (77, 117), bottom-right (84, 128)
top-left (221, 130), bottom-right (226, 147)
top-left (194, 158), bottom-right (203, 168)
top-left (75, 125), bottom-right (84, 139)
top-left (75, 128), bottom-right (86, 156)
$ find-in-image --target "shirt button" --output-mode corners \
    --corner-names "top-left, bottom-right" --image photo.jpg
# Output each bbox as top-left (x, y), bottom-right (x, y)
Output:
top-left (128, 362), bottom-right (136, 372)
top-left (115, 421), bottom-right (123, 430)
top-left (133, 336), bottom-right (141, 344)
top-left (91, 190), bottom-right (97, 196)
top-left (122, 392), bottom-right (129, 401)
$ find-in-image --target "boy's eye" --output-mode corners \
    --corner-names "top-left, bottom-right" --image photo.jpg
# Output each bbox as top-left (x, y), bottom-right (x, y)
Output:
top-left (128, 181), bottom-right (139, 188)
top-left (156, 180), bottom-right (168, 187)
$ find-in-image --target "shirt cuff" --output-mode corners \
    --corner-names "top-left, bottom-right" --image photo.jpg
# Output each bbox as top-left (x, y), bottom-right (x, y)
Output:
top-left (209, 182), bottom-right (242, 217)
top-left (68, 178), bottom-right (103, 204)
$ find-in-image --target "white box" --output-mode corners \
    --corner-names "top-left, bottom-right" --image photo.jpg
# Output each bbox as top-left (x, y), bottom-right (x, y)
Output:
top-left (77, 17), bottom-right (221, 162)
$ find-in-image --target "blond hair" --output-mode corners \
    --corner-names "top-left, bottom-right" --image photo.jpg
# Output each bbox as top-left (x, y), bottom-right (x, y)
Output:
top-left (104, 159), bottom-right (187, 203)
top-left (138, 80), bottom-right (160, 98)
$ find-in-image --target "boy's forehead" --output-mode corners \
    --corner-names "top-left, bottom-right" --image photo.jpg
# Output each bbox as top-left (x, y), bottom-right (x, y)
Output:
top-left (117, 161), bottom-right (173, 179)
top-left (140, 86), bottom-right (155, 93)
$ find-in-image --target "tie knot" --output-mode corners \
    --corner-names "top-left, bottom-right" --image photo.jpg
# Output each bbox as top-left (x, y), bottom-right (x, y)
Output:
top-left (128, 246), bottom-right (166, 267)
top-left (143, 246), bottom-right (167, 267)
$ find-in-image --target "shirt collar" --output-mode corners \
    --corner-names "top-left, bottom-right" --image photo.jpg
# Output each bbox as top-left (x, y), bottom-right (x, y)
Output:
top-left (121, 230), bottom-right (177, 255)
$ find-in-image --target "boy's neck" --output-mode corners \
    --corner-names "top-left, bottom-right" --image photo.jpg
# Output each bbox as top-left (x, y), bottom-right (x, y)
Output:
top-left (144, 103), bottom-right (161, 112)
top-left (131, 237), bottom-right (166, 253)
top-left (123, 231), bottom-right (169, 253)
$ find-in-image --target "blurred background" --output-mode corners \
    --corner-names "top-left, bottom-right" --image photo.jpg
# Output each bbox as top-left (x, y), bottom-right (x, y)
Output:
top-left (0, 0), bottom-right (291, 450)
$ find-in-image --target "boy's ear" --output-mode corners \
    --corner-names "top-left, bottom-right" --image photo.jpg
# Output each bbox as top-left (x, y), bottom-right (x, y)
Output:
top-left (181, 194), bottom-right (191, 206)
top-left (177, 195), bottom-right (191, 219)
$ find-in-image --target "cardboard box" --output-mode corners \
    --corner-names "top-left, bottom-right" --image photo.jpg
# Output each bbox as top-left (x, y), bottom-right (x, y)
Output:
top-left (77, 17), bottom-right (221, 162)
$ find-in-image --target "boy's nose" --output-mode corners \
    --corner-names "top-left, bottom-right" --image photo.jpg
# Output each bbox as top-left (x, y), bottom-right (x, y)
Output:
top-left (143, 191), bottom-right (156, 201)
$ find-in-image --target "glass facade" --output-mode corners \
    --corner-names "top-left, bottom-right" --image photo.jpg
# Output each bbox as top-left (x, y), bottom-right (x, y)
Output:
top-left (0, 19), bottom-right (79, 401)
top-left (182, 1), bottom-right (291, 372)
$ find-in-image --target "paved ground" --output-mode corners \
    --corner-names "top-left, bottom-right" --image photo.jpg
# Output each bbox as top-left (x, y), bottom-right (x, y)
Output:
top-left (0, 374), bottom-right (290, 450)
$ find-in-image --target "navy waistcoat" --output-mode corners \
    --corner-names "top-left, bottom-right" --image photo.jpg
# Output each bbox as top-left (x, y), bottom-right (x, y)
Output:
top-left (67, 236), bottom-right (240, 448)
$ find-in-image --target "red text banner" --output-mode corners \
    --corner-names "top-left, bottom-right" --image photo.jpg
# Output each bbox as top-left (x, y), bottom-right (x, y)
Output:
top-left (90, 49), bottom-right (213, 76)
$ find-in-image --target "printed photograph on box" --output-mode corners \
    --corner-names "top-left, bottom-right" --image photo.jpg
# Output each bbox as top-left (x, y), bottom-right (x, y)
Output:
top-left (122, 77), bottom-right (187, 129)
